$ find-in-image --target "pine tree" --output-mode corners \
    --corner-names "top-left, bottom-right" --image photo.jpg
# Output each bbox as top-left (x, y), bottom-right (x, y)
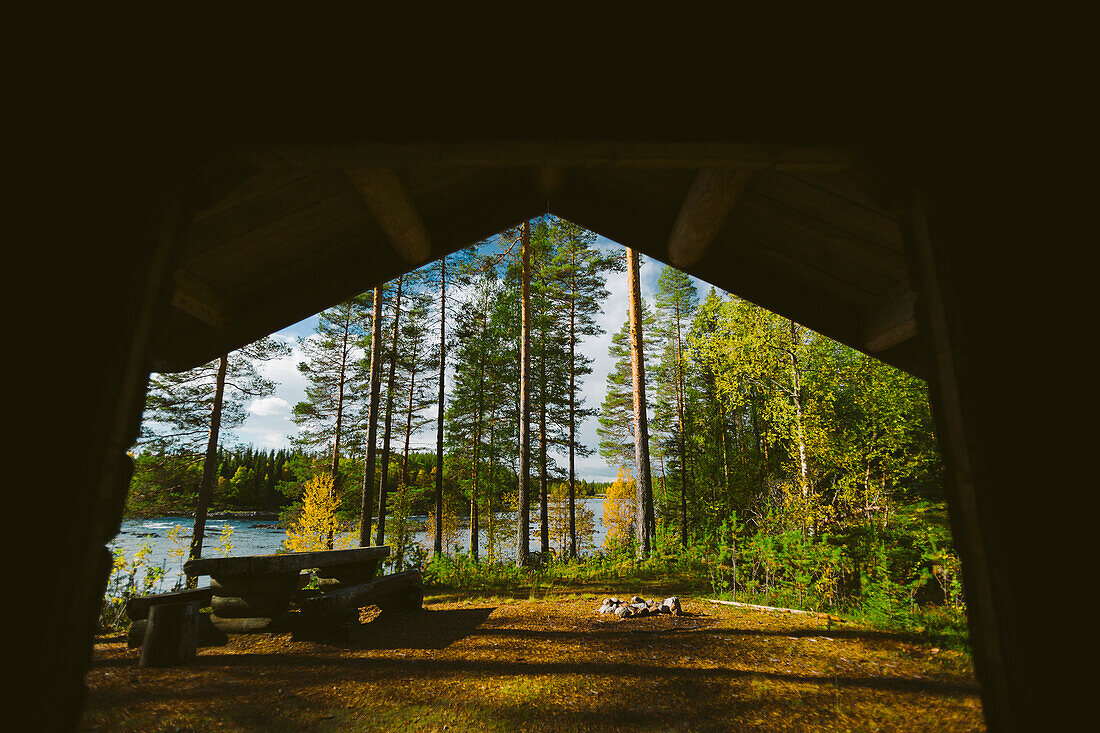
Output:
top-left (140, 335), bottom-right (288, 575)
top-left (597, 306), bottom-right (658, 471)
top-left (626, 247), bottom-right (655, 557)
top-left (546, 219), bottom-right (623, 558)
top-left (395, 287), bottom-right (439, 487)
top-left (445, 264), bottom-right (502, 561)
top-left (376, 274), bottom-right (405, 546)
top-left (527, 219), bottom-right (569, 556)
top-left (291, 296), bottom-right (370, 484)
top-left (653, 265), bottom-right (699, 548)
top-left (359, 284), bottom-right (384, 545)
top-left (292, 296), bottom-right (370, 549)
top-left (517, 220), bottom-right (533, 566)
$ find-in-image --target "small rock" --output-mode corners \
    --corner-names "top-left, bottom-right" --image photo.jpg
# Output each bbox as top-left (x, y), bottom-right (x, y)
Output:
top-left (615, 606), bottom-right (633, 618)
top-left (631, 595), bottom-right (644, 604)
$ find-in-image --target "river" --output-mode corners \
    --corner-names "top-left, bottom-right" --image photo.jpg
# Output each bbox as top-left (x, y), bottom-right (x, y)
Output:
top-left (109, 495), bottom-right (611, 593)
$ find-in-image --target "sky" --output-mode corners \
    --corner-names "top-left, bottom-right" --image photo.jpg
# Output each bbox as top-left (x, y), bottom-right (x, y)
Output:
top-left (225, 232), bottom-right (716, 483)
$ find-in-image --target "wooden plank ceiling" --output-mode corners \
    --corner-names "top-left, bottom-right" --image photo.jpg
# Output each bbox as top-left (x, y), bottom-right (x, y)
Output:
top-left (154, 142), bottom-right (920, 378)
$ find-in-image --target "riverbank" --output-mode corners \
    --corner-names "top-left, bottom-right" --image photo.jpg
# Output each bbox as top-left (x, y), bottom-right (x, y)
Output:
top-left (125, 509), bottom-right (282, 521)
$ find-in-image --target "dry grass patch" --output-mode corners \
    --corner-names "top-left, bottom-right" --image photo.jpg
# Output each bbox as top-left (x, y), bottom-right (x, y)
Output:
top-left (83, 596), bottom-right (982, 731)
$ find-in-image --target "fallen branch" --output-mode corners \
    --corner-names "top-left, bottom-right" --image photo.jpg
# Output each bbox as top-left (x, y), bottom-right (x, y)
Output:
top-left (706, 599), bottom-right (842, 621)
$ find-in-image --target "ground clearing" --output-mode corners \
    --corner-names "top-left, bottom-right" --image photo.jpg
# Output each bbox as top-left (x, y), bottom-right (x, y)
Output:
top-left (83, 594), bottom-right (982, 731)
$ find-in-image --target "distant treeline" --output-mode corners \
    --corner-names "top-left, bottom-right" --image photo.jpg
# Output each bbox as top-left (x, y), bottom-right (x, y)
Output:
top-left (125, 445), bottom-right (608, 519)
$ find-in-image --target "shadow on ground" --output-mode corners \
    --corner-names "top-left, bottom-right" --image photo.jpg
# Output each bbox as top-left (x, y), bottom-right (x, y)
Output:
top-left (83, 598), bottom-right (982, 731)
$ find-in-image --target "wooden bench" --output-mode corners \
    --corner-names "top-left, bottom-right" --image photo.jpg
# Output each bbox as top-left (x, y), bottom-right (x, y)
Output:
top-left (124, 586), bottom-right (227, 650)
top-left (183, 546), bottom-right (399, 634)
top-left (293, 568), bottom-right (423, 642)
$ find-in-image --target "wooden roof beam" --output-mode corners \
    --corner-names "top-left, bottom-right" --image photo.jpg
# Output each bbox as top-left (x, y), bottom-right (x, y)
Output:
top-left (535, 165), bottom-right (566, 202)
top-left (241, 142), bottom-right (854, 172)
top-left (171, 268), bottom-right (237, 328)
top-left (863, 285), bottom-right (918, 352)
top-left (345, 168), bottom-right (432, 265)
top-left (667, 168), bottom-right (754, 268)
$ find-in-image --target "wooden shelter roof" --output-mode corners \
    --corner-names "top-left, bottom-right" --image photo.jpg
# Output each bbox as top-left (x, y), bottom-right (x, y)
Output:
top-left (155, 141), bottom-right (921, 377)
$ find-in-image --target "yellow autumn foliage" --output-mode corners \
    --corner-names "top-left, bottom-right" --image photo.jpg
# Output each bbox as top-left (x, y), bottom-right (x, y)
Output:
top-left (285, 473), bottom-right (352, 553)
top-left (602, 466), bottom-right (636, 550)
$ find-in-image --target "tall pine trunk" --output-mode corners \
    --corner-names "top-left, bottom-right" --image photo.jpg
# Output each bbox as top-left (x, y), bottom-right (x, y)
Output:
top-left (486, 406), bottom-right (496, 563)
top-left (568, 256), bottom-right (578, 559)
top-left (627, 248), bottom-right (654, 557)
top-left (470, 431), bottom-right (480, 561)
top-left (434, 257), bottom-right (447, 556)
top-left (400, 341), bottom-right (419, 485)
top-left (517, 221), bottom-right (532, 566)
top-left (359, 286), bottom-right (383, 546)
top-left (187, 352), bottom-right (227, 586)
top-left (375, 275), bottom-right (403, 546)
top-left (675, 304), bottom-right (689, 549)
top-left (326, 316), bottom-right (350, 550)
top-left (471, 323), bottom-right (487, 563)
top-left (539, 340), bottom-right (549, 555)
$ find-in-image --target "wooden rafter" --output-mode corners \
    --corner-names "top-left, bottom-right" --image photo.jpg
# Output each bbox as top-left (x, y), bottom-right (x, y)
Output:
top-left (240, 141), bottom-right (854, 172)
top-left (535, 165), bottom-right (566, 201)
top-left (171, 268), bottom-right (237, 328)
top-left (667, 168), bottom-right (754, 268)
top-left (345, 168), bottom-right (432, 265)
top-left (862, 285), bottom-right (918, 352)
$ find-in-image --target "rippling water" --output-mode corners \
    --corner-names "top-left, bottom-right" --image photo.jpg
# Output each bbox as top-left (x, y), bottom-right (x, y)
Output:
top-left (109, 496), bottom-right (609, 593)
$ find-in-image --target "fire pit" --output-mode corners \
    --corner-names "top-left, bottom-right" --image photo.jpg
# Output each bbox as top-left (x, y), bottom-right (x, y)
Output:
top-left (597, 595), bottom-right (682, 618)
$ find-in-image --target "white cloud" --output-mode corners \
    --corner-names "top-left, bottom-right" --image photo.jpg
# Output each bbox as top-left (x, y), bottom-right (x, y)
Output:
top-left (249, 396), bottom-right (290, 417)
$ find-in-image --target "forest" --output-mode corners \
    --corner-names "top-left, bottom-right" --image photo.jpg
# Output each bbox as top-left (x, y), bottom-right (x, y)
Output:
top-left (126, 216), bottom-right (964, 642)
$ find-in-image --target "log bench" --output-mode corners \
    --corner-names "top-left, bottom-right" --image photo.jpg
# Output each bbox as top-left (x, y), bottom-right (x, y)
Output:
top-left (125, 585), bottom-right (227, 649)
top-left (183, 546), bottom-right (396, 634)
top-left (293, 569), bottom-right (423, 642)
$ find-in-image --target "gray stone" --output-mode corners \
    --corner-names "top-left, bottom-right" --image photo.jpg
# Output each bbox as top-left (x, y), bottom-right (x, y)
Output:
top-left (615, 605), bottom-right (633, 618)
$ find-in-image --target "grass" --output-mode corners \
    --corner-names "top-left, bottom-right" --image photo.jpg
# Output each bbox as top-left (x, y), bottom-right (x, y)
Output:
top-left (84, 577), bottom-right (982, 731)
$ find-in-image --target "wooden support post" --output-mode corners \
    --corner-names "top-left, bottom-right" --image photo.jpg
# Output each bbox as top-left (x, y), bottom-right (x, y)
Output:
top-left (139, 601), bottom-right (200, 667)
top-left (128, 613), bottom-right (228, 649)
top-left (904, 190), bottom-right (1029, 731)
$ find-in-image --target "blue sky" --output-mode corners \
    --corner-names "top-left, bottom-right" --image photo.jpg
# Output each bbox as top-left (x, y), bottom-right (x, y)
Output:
top-left (225, 232), bottom-right (716, 483)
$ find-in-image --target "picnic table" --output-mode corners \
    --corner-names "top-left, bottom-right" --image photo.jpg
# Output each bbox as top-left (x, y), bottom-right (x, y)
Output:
top-left (183, 545), bottom-right (399, 634)
top-left (129, 546), bottom-right (423, 665)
